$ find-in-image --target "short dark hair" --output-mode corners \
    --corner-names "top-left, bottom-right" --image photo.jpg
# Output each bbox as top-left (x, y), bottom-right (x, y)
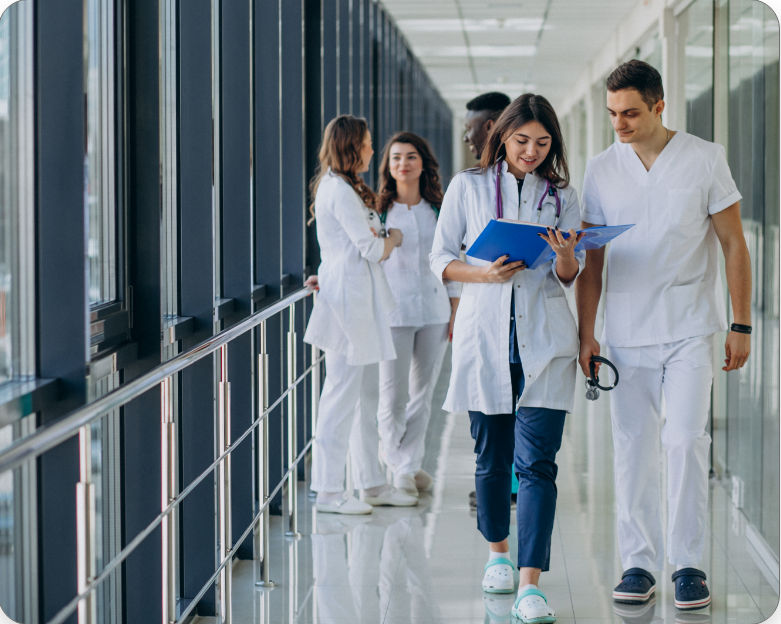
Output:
top-left (466, 92), bottom-right (511, 120)
top-left (606, 60), bottom-right (664, 110)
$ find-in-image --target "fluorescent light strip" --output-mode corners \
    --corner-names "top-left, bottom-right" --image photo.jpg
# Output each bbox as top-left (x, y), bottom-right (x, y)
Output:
top-left (416, 45), bottom-right (537, 57)
top-left (397, 18), bottom-right (545, 32)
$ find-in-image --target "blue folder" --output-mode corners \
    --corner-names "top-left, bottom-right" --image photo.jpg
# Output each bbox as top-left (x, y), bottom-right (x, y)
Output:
top-left (466, 220), bottom-right (634, 270)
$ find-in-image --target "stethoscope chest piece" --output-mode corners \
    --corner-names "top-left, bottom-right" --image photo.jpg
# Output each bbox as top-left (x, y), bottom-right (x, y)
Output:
top-left (584, 355), bottom-right (619, 401)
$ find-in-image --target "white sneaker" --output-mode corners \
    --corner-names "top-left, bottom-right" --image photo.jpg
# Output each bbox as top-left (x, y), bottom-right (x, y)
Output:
top-left (315, 494), bottom-right (372, 515)
top-left (393, 473), bottom-right (419, 498)
top-left (414, 469), bottom-right (434, 492)
top-left (361, 485), bottom-right (418, 507)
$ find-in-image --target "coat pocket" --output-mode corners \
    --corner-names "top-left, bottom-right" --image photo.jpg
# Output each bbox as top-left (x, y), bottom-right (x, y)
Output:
top-left (546, 296), bottom-right (578, 358)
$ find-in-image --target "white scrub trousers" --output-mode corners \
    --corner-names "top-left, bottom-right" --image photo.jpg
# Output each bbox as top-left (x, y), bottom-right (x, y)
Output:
top-left (377, 323), bottom-right (449, 476)
top-left (607, 335), bottom-right (714, 572)
top-left (311, 350), bottom-right (387, 492)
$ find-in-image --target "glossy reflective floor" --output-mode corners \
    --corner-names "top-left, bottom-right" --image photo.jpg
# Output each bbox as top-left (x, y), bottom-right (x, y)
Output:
top-left (194, 347), bottom-right (779, 624)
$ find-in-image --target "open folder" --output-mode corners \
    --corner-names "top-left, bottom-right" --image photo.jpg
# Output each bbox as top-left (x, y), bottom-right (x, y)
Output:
top-left (466, 219), bottom-right (634, 270)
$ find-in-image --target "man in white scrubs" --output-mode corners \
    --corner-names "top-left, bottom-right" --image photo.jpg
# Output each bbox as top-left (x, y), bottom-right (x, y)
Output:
top-left (576, 60), bottom-right (752, 611)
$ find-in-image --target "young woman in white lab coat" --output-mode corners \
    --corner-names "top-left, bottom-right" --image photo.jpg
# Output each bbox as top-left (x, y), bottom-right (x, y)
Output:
top-left (303, 116), bottom-right (418, 514)
top-left (374, 132), bottom-right (460, 498)
top-left (430, 94), bottom-right (585, 623)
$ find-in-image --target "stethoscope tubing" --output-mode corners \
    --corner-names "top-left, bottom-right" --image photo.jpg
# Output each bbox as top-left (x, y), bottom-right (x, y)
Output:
top-left (588, 356), bottom-right (619, 391)
top-left (377, 202), bottom-right (439, 238)
top-left (495, 159), bottom-right (562, 226)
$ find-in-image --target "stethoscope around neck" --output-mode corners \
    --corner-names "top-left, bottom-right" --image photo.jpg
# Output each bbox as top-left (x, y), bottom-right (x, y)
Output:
top-left (495, 158), bottom-right (562, 226)
top-left (377, 201), bottom-right (439, 238)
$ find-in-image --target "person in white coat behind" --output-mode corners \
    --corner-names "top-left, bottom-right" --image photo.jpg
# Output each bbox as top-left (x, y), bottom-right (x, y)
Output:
top-left (374, 132), bottom-right (460, 498)
top-left (304, 116), bottom-right (418, 514)
top-left (430, 94), bottom-right (585, 623)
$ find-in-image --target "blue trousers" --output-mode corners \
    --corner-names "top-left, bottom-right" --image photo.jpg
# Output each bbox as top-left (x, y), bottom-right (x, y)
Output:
top-left (468, 364), bottom-right (566, 571)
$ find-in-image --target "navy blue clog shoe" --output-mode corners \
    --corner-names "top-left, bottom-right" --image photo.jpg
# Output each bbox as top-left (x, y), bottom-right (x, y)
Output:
top-left (613, 568), bottom-right (656, 604)
top-left (672, 568), bottom-right (711, 611)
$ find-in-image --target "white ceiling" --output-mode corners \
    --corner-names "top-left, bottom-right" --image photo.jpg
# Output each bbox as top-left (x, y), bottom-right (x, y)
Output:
top-left (380, 0), bottom-right (644, 118)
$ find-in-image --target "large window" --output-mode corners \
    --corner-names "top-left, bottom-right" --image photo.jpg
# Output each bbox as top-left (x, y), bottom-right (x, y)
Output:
top-left (85, 0), bottom-right (118, 306)
top-left (681, 0), bottom-right (715, 141)
top-left (0, 8), bottom-right (35, 624)
top-left (725, 0), bottom-right (780, 557)
top-left (0, 1), bottom-right (34, 385)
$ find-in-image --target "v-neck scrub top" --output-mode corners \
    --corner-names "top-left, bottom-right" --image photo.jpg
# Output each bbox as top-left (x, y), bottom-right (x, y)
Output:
top-left (380, 200), bottom-right (458, 328)
top-left (580, 131), bottom-right (742, 348)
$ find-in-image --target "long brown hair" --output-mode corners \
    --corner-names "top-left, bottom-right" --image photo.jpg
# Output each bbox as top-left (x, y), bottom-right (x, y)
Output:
top-left (477, 93), bottom-right (569, 188)
top-left (377, 132), bottom-right (443, 214)
top-left (308, 115), bottom-right (375, 223)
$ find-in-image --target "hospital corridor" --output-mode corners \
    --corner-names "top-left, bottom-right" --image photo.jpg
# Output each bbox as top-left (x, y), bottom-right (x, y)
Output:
top-left (0, 0), bottom-right (779, 623)
top-left (190, 345), bottom-right (779, 624)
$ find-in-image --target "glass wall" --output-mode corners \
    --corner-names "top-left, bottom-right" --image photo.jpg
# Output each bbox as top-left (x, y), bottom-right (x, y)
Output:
top-left (0, 1), bottom-right (33, 385)
top-left (724, 0), bottom-right (780, 557)
top-left (682, 0), bottom-right (715, 141)
top-left (85, 0), bottom-right (118, 306)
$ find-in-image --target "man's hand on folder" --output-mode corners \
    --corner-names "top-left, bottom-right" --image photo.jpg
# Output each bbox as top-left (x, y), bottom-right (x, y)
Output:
top-left (481, 255), bottom-right (526, 283)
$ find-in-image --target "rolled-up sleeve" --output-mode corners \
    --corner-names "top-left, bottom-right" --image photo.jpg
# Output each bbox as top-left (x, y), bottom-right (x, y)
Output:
top-left (551, 187), bottom-right (586, 290)
top-left (707, 145), bottom-right (742, 215)
top-left (332, 183), bottom-right (385, 263)
top-left (430, 174), bottom-right (467, 284)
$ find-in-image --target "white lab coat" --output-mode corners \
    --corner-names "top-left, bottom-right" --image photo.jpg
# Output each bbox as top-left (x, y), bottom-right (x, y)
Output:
top-left (381, 200), bottom-right (459, 327)
top-left (580, 132), bottom-right (741, 347)
top-left (430, 163), bottom-right (585, 415)
top-left (303, 170), bottom-right (397, 366)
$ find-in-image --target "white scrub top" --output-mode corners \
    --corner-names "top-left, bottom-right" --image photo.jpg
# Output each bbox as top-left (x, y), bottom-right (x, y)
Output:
top-left (580, 131), bottom-right (741, 348)
top-left (430, 162), bottom-right (585, 415)
top-left (381, 200), bottom-right (459, 328)
top-left (303, 170), bottom-right (397, 365)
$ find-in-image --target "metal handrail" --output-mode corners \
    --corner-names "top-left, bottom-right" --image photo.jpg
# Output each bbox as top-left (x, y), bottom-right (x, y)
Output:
top-left (46, 353), bottom-right (324, 624)
top-left (0, 287), bottom-right (313, 474)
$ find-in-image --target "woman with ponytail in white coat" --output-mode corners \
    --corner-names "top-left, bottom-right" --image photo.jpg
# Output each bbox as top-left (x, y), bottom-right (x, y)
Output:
top-left (430, 95), bottom-right (585, 623)
top-left (304, 116), bottom-right (418, 514)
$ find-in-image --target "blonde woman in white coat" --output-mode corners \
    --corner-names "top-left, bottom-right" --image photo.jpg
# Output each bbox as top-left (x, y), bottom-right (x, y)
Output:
top-left (430, 95), bottom-right (585, 623)
top-left (304, 116), bottom-right (418, 514)
top-left (374, 132), bottom-right (460, 498)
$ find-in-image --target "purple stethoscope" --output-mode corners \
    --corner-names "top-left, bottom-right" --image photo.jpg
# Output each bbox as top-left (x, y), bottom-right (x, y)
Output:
top-left (494, 159), bottom-right (562, 226)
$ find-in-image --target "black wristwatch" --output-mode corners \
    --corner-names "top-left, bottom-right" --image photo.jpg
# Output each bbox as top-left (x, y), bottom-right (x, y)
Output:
top-left (731, 323), bottom-right (752, 334)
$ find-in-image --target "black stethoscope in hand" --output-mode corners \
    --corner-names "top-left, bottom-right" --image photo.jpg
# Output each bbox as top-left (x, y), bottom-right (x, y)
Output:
top-left (585, 356), bottom-right (619, 401)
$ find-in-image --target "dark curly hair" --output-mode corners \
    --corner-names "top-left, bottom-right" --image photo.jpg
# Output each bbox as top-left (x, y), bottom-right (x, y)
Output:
top-left (377, 132), bottom-right (443, 215)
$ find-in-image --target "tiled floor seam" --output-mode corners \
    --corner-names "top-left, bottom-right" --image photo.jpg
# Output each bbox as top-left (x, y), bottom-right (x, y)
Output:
top-left (556, 519), bottom-right (578, 623)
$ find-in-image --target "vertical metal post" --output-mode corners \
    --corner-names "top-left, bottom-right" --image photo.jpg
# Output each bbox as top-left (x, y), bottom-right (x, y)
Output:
top-left (255, 321), bottom-right (275, 588)
top-left (76, 425), bottom-right (96, 624)
top-left (161, 376), bottom-right (177, 624)
top-left (218, 345), bottom-right (232, 623)
top-left (285, 303), bottom-right (301, 539)
top-left (308, 292), bottom-right (320, 500)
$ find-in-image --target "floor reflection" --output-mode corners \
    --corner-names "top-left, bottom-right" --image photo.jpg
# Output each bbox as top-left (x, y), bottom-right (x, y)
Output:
top-left (193, 345), bottom-right (778, 624)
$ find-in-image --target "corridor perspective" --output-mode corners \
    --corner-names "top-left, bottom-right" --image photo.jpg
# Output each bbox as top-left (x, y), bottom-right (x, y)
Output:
top-left (191, 352), bottom-right (781, 624)
top-left (0, 0), bottom-right (779, 623)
